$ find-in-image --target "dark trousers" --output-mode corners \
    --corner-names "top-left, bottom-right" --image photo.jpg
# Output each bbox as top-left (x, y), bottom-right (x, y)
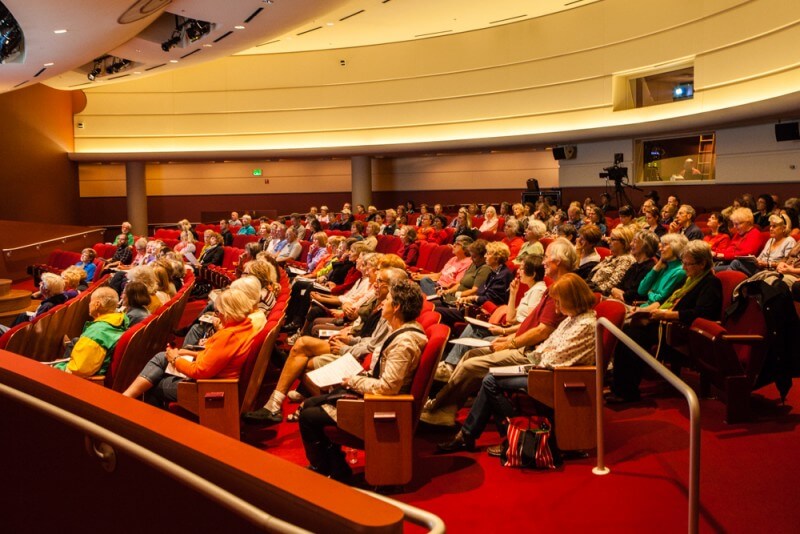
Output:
top-left (298, 404), bottom-right (348, 477)
top-left (434, 305), bottom-right (466, 329)
top-left (462, 374), bottom-right (526, 439)
top-left (611, 322), bottom-right (660, 400)
top-left (285, 280), bottom-right (314, 325)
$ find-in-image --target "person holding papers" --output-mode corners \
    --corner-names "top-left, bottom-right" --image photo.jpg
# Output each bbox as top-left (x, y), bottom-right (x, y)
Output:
top-left (296, 280), bottom-right (428, 481)
top-left (724, 213), bottom-right (795, 276)
top-left (437, 273), bottom-right (597, 453)
top-left (421, 239), bottom-right (576, 427)
top-left (434, 256), bottom-right (546, 383)
top-left (243, 267), bottom-right (408, 424)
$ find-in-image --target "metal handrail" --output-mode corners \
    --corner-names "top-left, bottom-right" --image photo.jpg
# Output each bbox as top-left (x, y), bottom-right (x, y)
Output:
top-left (2, 228), bottom-right (105, 256)
top-left (0, 384), bottom-right (309, 533)
top-left (357, 489), bottom-right (446, 534)
top-left (593, 317), bottom-right (700, 534)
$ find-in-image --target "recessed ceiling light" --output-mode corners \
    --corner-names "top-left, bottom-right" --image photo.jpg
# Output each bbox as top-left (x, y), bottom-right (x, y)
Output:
top-left (134, 71), bottom-right (142, 75)
top-left (326, 22), bottom-right (334, 26)
top-left (234, 25), bottom-right (245, 30)
top-left (169, 59), bottom-right (179, 63)
top-left (53, 29), bottom-right (67, 34)
top-left (203, 43), bottom-right (213, 47)
top-left (43, 62), bottom-right (54, 67)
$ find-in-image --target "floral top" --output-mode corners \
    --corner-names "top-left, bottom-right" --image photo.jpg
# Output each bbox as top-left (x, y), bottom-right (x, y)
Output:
top-left (525, 310), bottom-right (596, 369)
top-left (589, 254), bottom-right (636, 294)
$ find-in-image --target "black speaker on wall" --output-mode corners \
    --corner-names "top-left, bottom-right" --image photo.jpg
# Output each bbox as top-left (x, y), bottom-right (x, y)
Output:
top-left (775, 122), bottom-right (800, 142)
top-left (552, 145), bottom-right (577, 160)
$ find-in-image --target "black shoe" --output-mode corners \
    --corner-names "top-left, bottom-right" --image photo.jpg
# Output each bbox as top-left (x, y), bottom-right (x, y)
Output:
top-left (436, 430), bottom-right (475, 453)
top-left (604, 392), bottom-right (640, 405)
top-left (242, 407), bottom-right (282, 424)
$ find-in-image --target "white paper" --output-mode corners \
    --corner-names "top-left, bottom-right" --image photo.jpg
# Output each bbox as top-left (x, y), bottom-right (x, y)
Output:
top-left (166, 355), bottom-right (193, 379)
top-left (449, 338), bottom-right (493, 348)
top-left (465, 317), bottom-right (494, 329)
top-left (318, 329), bottom-right (340, 339)
top-left (306, 353), bottom-right (363, 388)
top-left (426, 294), bottom-right (441, 301)
top-left (312, 282), bottom-right (332, 293)
top-left (288, 266), bottom-right (308, 275)
top-left (489, 364), bottom-right (533, 376)
top-left (199, 314), bottom-right (215, 324)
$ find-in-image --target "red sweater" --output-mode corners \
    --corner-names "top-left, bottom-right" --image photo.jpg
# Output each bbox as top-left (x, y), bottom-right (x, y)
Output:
top-left (720, 227), bottom-right (763, 260)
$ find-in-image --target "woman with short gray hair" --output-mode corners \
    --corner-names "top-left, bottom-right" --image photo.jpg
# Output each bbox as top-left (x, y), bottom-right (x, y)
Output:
top-left (636, 233), bottom-right (688, 307)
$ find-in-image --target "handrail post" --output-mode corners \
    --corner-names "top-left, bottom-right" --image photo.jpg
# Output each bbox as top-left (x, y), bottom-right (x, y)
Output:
top-left (592, 317), bottom-right (700, 534)
top-left (593, 320), bottom-right (609, 475)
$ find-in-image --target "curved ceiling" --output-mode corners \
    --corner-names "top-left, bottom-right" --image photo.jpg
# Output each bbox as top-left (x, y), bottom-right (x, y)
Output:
top-left (0, 0), bottom-right (597, 93)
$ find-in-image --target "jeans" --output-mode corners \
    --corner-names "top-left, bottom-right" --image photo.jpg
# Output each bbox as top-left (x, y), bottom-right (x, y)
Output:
top-left (419, 277), bottom-right (438, 296)
top-left (443, 324), bottom-right (496, 366)
top-left (462, 374), bottom-right (527, 439)
top-left (139, 351), bottom-right (183, 408)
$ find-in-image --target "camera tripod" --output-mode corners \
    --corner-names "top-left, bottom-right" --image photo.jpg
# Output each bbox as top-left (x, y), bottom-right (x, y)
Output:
top-left (607, 178), bottom-right (640, 210)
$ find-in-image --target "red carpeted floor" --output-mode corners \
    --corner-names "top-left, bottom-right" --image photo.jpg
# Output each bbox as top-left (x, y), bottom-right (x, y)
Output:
top-left (245, 374), bottom-right (800, 533)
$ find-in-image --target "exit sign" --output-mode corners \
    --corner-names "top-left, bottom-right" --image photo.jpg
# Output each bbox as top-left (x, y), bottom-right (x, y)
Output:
top-left (252, 168), bottom-right (262, 176)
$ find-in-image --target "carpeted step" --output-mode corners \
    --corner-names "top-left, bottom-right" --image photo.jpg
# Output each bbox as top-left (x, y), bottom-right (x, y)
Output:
top-left (0, 279), bottom-right (11, 296)
top-left (0, 288), bottom-right (31, 314)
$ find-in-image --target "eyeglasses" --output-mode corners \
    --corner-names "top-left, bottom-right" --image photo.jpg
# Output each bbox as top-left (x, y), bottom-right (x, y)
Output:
top-left (682, 260), bottom-right (699, 267)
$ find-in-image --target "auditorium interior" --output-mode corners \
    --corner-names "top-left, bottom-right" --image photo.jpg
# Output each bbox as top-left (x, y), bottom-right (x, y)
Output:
top-left (1, 0), bottom-right (800, 532)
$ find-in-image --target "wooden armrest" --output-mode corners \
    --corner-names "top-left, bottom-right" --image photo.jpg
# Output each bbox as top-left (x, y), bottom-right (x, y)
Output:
top-left (195, 378), bottom-right (239, 384)
top-left (364, 394), bottom-right (413, 402)
top-left (721, 334), bottom-right (765, 344)
top-left (84, 375), bottom-right (105, 384)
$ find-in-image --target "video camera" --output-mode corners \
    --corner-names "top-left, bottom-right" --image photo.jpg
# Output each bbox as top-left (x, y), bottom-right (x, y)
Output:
top-left (599, 153), bottom-right (627, 182)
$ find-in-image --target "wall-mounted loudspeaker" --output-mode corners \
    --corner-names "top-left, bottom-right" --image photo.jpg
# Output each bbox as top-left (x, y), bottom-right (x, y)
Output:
top-left (552, 145), bottom-right (577, 160)
top-left (775, 122), bottom-right (800, 142)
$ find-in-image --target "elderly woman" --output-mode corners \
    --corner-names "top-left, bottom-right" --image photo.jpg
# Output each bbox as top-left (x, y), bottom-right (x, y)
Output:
top-left (126, 265), bottom-right (163, 313)
top-left (438, 273), bottom-right (597, 453)
top-left (575, 225), bottom-right (604, 279)
top-left (726, 213), bottom-right (796, 276)
top-left (715, 207), bottom-right (763, 263)
top-left (297, 279), bottom-right (428, 481)
top-left (5, 273), bottom-right (68, 330)
top-left (514, 219), bottom-right (546, 265)
top-left (501, 219), bottom-right (524, 261)
top-left (382, 208), bottom-right (399, 236)
top-left (610, 230), bottom-right (659, 304)
top-left (436, 241), bottom-right (513, 329)
top-left (62, 265), bottom-right (89, 297)
top-left (437, 239), bottom-right (492, 304)
top-left (244, 259), bottom-right (279, 313)
top-left (413, 235), bottom-right (474, 296)
top-left (123, 288), bottom-right (258, 407)
top-left (637, 233), bottom-right (688, 307)
top-left (197, 231), bottom-right (225, 266)
top-left (479, 206), bottom-right (500, 233)
top-left (303, 231), bottom-right (330, 273)
top-left (608, 240), bottom-right (722, 403)
top-left (588, 226), bottom-right (636, 295)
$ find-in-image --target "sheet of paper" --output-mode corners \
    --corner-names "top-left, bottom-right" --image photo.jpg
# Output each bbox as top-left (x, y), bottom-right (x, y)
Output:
top-left (489, 364), bottom-right (533, 376)
top-left (318, 329), bottom-right (340, 339)
top-left (166, 355), bottom-right (193, 379)
top-left (288, 266), bottom-right (308, 275)
top-left (312, 282), bottom-right (332, 293)
top-left (426, 294), bottom-right (441, 301)
top-left (306, 353), bottom-right (363, 388)
top-left (465, 317), bottom-right (494, 329)
top-left (449, 337), bottom-right (493, 348)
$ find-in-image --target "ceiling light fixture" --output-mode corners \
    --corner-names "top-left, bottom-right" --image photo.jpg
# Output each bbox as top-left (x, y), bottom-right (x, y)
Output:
top-left (234, 25), bottom-right (245, 30)
top-left (53, 29), bottom-right (67, 34)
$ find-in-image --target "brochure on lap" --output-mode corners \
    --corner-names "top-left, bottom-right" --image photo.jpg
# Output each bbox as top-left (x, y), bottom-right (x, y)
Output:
top-left (465, 317), bottom-right (494, 329)
top-left (306, 353), bottom-right (363, 388)
top-left (449, 338), bottom-right (493, 348)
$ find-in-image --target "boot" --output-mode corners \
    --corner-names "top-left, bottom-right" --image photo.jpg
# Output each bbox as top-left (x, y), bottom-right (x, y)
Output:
top-left (304, 440), bottom-right (331, 476)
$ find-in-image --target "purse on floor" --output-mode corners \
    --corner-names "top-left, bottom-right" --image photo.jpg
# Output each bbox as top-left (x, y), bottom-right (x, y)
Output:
top-left (499, 416), bottom-right (560, 469)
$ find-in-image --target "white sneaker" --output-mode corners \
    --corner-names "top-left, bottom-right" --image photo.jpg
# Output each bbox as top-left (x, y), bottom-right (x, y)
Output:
top-left (434, 362), bottom-right (454, 383)
top-left (287, 332), bottom-right (300, 346)
top-left (287, 390), bottom-right (305, 402)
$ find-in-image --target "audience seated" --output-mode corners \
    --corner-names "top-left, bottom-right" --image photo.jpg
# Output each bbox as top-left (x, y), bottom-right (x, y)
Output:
top-left (725, 213), bottom-right (795, 276)
top-left (412, 235), bottom-right (474, 296)
top-left (608, 240), bottom-right (722, 403)
top-left (421, 238), bottom-right (576, 426)
top-left (637, 233), bottom-right (688, 307)
top-left (714, 207), bottom-right (763, 263)
top-left (437, 273), bottom-right (597, 453)
top-left (703, 212), bottom-right (731, 253)
top-left (237, 214), bottom-right (257, 235)
top-left (76, 248), bottom-right (98, 282)
top-left (54, 287), bottom-right (130, 377)
top-left (501, 219), bottom-right (524, 261)
top-left (609, 230), bottom-right (659, 304)
top-left (668, 204), bottom-right (704, 241)
top-left (587, 226), bottom-right (636, 295)
top-left (122, 281), bottom-right (152, 327)
top-left (515, 219), bottom-right (546, 265)
top-left (297, 279), bottom-right (428, 481)
top-left (479, 206), bottom-right (500, 233)
top-left (575, 225), bottom-right (603, 279)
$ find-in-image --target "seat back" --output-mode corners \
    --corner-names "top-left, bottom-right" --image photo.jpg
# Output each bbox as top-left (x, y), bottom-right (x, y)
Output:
top-left (239, 319), bottom-right (283, 413)
top-left (594, 299), bottom-right (627, 365)
top-left (410, 323), bottom-right (450, 431)
top-left (596, 247), bottom-right (612, 259)
top-left (414, 241), bottom-right (437, 270)
top-left (715, 270), bottom-right (746, 317)
top-left (722, 296), bottom-right (769, 379)
top-left (417, 311), bottom-right (441, 330)
top-left (432, 245), bottom-right (455, 272)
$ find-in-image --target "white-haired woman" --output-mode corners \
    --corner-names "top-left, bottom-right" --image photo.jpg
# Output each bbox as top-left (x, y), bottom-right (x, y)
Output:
top-left (123, 288), bottom-right (258, 407)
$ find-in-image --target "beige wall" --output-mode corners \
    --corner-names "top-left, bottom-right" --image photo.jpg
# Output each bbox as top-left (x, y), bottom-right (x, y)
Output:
top-left (73, 0), bottom-right (800, 155)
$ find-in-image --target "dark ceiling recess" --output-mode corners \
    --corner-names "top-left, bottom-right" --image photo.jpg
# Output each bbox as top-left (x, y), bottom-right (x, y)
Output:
top-left (0, 1), bottom-right (24, 63)
top-left (340, 10), bottom-right (365, 22)
top-left (297, 26), bottom-right (322, 36)
top-left (244, 7), bottom-right (263, 23)
top-left (213, 30), bottom-right (234, 43)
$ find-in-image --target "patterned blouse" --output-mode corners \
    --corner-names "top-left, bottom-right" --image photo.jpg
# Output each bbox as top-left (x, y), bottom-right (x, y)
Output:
top-left (525, 310), bottom-right (596, 369)
top-left (589, 254), bottom-right (636, 294)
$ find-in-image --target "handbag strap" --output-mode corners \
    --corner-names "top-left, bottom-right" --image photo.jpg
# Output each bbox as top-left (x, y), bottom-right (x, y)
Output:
top-left (370, 326), bottom-right (425, 378)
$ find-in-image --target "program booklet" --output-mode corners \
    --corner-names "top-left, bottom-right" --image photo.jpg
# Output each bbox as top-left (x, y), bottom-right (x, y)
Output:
top-left (306, 353), bottom-right (363, 388)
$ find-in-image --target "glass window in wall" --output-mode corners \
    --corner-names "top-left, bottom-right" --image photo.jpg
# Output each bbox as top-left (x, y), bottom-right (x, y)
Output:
top-left (634, 133), bottom-right (715, 183)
